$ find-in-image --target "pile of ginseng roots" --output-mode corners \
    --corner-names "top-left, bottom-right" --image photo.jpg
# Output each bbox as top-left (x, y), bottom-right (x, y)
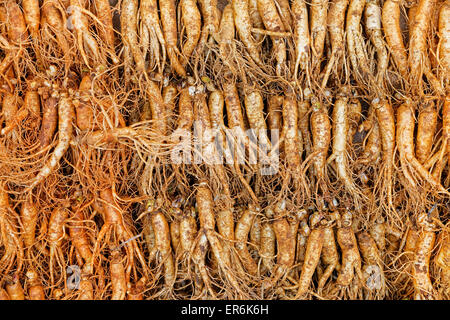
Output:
top-left (0, 0), bottom-right (449, 300)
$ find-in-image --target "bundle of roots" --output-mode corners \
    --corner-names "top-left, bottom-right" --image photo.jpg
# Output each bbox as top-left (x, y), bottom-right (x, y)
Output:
top-left (0, 0), bottom-right (448, 300)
